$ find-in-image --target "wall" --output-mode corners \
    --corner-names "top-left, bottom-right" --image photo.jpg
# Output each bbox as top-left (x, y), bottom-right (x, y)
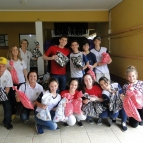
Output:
top-left (110, 0), bottom-right (143, 79)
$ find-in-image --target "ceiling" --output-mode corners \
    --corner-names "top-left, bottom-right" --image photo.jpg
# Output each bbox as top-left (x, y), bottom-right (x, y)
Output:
top-left (0, 0), bottom-right (123, 11)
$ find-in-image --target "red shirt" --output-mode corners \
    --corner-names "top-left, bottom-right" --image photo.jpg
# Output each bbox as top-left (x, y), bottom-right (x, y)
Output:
top-left (85, 85), bottom-right (102, 98)
top-left (45, 45), bottom-right (70, 74)
top-left (61, 90), bottom-right (81, 99)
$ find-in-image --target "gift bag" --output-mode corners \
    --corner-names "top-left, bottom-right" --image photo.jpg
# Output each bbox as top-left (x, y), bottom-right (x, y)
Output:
top-left (9, 60), bottom-right (19, 84)
top-left (65, 102), bottom-right (73, 117)
top-left (32, 48), bottom-right (42, 58)
top-left (53, 98), bottom-right (67, 122)
top-left (101, 52), bottom-right (111, 64)
top-left (71, 55), bottom-right (84, 69)
top-left (0, 87), bottom-right (8, 101)
top-left (55, 51), bottom-right (69, 67)
top-left (13, 86), bottom-right (34, 110)
top-left (36, 108), bottom-right (51, 121)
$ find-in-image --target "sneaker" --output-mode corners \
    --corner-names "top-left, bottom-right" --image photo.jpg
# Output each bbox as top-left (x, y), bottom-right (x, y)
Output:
top-left (4, 124), bottom-right (13, 130)
top-left (121, 122), bottom-right (127, 131)
top-left (56, 127), bottom-right (60, 130)
top-left (77, 121), bottom-right (83, 127)
top-left (97, 118), bottom-right (103, 125)
top-left (112, 118), bottom-right (116, 123)
top-left (23, 120), bottom-right (29, 124)
top-left (139, 120), bottom-right (143, 126)
top-left (35, 124), bottom-right (44, 134)
top-left (87, 119), bottom-right (94, 124)
top-left (63, 123), bottom-right (69, 127)
top-left (107, 117), bottom-right (112, 127)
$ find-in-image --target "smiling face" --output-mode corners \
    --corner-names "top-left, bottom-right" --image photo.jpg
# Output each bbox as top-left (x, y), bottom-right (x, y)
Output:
top-left (69, 80), bottom-right (78, 92)
top-left (127, 71), bottom-right (137, 84)
top-left (99, 80), bottom-right (110, 90)
top-left (28, 72), bottom-right (37, 84)
top-left (49, 81), bottom-right (58, 93)
top-left (11, 46), bottom-right (19, 57)
top-left (59, 37), bottom-right (68, 47)
top-left (82, 43), bottom-right (90, 52)
top-left (71, 42), bottom-right (79, 52)
top-left (21, 40), bottom-right (28, 49)
top-left (83, 74), bottom-right (93, 89)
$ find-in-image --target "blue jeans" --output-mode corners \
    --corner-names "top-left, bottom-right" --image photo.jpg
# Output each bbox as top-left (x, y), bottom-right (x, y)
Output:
top-left (20, 108), bottom-right (31, 121)
top-left (35, 111), bottom-right (57, 130)
top-left (51, 74), bottom-right (66, 93)
top-left (1, 99), bottom-right (12, 125)
top-left (119, 108), bottom-right (127, 122)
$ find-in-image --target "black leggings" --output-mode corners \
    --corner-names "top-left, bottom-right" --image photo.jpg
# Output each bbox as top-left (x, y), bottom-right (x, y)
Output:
top-left (129, 108), bottom-right (143, 128)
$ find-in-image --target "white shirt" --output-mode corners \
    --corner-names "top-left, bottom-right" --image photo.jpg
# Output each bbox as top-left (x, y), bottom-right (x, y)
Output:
top-left (19, 82), bottom-right (43, 102)
top-left (20, 48), bottom-right (33, 72)
top-left (0, 70), bottom-right (13, 89)
top-left (7, 59), bottom-right (27, 83)
top-left (91, 47), bottom-right (109, 74)
top-left (36, 91), bottom-right (61, 112)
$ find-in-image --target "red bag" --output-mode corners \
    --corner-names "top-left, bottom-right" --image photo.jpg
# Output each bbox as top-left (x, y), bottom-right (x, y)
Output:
top-left (62, 93), bottom-right (74, 100)
top-left (123, 85), bottom-right (143, 122)
top-left (13, 86), bottom-right (34, 110)
top-left (101, 52), bottom-right (111, 64)
top-left (9, 60), bottom-right (19, 84)
top-left (65, 102), bottom-right (73, 117)
top-left (87, 69), bottom-right (96, 81)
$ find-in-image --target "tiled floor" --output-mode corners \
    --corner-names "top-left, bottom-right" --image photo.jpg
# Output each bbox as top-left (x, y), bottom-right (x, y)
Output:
top-left (0, 105), bottom-right (143, 143)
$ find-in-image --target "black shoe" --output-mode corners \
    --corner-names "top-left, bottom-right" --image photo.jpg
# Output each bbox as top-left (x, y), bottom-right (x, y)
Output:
top-left (121, 122), bottom-right (127, 131)
top-left (97, 118), bottom-right (102, 125)
top-left (4, 124), bottom-right (13, 130)
top-left (107, 117), bottom-right (112, 127)
top-left (35, 124), bottom-right (44, 134)
top-left (55, 127), bottom-right (60, 130)
top-left (77, 121), bottom-right (83, 127)
top-left (63, 123), bottom-right (69, 127)
top-left (139, 120), bottom-right (143, 126)
top-left (112, 119), bottom-right (116, 123)
top-left (87, 119), bottom-right (94, 124)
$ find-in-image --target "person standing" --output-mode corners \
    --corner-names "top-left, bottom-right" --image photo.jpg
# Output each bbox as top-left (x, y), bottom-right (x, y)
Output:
top-left (42, 35), bottom-right (70, 92)
top-left (91, 36), bottom-right (112, 82)
top-left (0, 57), bottom-right (13, 130)
top-left (20, 39), bottom-right (37, 72)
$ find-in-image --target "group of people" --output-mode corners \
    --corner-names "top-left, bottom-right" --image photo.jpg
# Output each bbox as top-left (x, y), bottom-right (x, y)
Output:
top-left (0, 35), bottom-right (142, 135)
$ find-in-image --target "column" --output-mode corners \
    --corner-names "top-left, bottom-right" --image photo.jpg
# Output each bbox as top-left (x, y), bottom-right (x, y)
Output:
top-left (35, 21), bottom-right (44, 75)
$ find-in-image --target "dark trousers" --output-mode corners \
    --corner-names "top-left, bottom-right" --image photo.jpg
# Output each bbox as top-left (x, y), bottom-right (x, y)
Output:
top-left (129, 108), bottom-right (143, 128)
top-left (9, 83), bottom-right (25, 114)
top-left (51, 74), bottom-right (66, 93)
top-left (1, 100), bottom-right (12, 125)
top-left (20, 108), bottom-right (31, 121)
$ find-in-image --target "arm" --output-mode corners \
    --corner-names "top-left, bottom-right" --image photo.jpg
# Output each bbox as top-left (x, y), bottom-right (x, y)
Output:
top-left (82, 54), bottom-right (89, 70)
top-left (5, 87), bottom-right (10, 95)
top-left (23, 69), bottom-right (28, 82)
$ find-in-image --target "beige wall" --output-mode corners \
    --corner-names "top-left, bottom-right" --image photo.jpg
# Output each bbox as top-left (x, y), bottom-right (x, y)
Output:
top-left (109, 0), bottom-right (143, 79)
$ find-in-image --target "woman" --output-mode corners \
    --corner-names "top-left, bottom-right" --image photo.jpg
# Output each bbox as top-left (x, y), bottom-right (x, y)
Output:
top-left (7, 46), bottom-right (28, 118)
top-left (82, 73), bottom-right (112, 126)
top-left (99, 77), bottom-right (127, 131)
top-left (35, 77), bottom-right (61, 134)
top-left (61, 79), bottom-right (86, 127)
top-left (15, 71), bottom-right (43, 123)
top-left (122, 66), bottom-right (143, 128)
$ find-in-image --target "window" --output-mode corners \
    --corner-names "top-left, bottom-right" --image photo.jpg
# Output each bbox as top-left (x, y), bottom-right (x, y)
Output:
top-left (0, 34), bottom-right (8, 46)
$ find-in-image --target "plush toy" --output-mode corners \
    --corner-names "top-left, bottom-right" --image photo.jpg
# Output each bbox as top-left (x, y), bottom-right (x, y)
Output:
top-left (32, 41), bottom-right (42, 58)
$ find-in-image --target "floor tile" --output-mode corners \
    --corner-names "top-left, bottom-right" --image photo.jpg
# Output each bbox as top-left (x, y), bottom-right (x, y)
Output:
top-left (3, 137), bottom-right (33, 143)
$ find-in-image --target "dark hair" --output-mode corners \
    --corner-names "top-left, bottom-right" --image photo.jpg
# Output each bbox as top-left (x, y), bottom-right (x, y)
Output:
top-left (93, 36), bottom-right (101, 42)
top-left (99, 76), bottom-right (110, 84)
top-left (82, 40), bottom-right (90, 47)
top-left (70, 40), bottom-right (80, 51)
top-left (68, 78), bottom-right (79, 87)
top-left (27, 70), bottom-right (38, 80)
top-left (59, 35), bottom-right (68, 41)
top-left (82, 73), bottom-right (99, 93)
top-left (47, 77), bottom-right (59, 92)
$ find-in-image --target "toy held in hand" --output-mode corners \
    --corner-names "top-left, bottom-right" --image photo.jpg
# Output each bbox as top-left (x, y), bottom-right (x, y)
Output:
top-left (55, 51), bottom-right (69, 67)
top-left (0, 88), bottom-right (8, 101)
top-left (71, 55), bottom-right (84, 69)
top-left (9, 60), bottom-right (19, 84)
top-left (32, 41), bottom-right (42, 58)
top-left (13, 86), bottom-right (34, 110)
top-left (101, 52), bottom-right (111, 64)
top-left (87, 68), bottom-right (96, 81)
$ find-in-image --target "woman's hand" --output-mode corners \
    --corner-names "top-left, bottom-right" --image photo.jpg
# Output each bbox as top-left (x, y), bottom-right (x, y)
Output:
top-left (120, 94), bottom-right (125, 101)
top-left (52, 107), bottom-right (57, 111)
top-left (40, 104), bottom-right (47, 109)
top-left (83, 99), bottom-right (89, 104)
top-left (90, 96), bottom-right (98, 102)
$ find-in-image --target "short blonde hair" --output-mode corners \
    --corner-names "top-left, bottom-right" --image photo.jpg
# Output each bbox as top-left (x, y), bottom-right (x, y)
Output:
top-left (20, 39), bottom-right (29, 46)
top-left (125, 65), bottom-right (138, 77)
top-left (7, 46), bottom-right (22, 61)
